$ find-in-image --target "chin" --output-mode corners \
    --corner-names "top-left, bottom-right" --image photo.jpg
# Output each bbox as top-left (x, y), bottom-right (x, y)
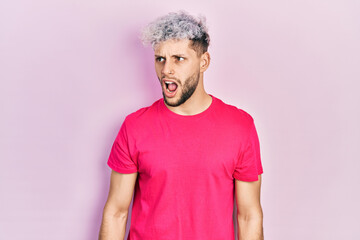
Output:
top-left (163, 93), bottom-right (182, 107)
top-left (164, 97), bottom-right (180, 107)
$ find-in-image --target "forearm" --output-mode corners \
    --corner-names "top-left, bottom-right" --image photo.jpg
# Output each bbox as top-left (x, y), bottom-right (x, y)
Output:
top-left (237, 212), bottom-right (263, 240)
top-left (99, 207), bottom-right (128, 240)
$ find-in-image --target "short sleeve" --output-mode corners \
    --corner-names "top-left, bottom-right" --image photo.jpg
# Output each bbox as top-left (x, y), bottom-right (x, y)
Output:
top-left (233, 119), bottom-right (263, 181)
top-left (107, 118), bottom-right (138, 173)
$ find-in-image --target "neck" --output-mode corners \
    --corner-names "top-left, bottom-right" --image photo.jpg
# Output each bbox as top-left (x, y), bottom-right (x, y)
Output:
top-left (164, 76), bottom-right (212, 116)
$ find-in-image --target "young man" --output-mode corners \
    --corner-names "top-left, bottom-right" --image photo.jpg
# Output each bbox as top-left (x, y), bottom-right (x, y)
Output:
top-left (99, 11), bottom-right (264, 240)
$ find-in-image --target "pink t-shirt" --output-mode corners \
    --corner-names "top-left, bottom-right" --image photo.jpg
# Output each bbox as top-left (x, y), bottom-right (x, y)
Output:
top-left (107, 95), bottom-right (263, 240)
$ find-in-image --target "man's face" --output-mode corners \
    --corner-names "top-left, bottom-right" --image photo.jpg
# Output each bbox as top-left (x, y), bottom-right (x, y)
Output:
top-left (154, 39), bottom-right (202, 107)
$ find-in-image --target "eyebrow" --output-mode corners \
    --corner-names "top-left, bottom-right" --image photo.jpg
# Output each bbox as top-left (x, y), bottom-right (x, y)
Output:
top-left (154, 54), bottom-right (186, 58)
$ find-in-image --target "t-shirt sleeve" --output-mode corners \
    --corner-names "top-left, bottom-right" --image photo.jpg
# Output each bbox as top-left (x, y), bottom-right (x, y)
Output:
top-left (107, 118), bottom-right (138, 173)
top-left (233, 119), bottom-right (263, 181)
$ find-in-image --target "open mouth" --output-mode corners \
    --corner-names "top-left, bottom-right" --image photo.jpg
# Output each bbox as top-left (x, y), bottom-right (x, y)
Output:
top-left (164, 80), bottom-right (178, 93)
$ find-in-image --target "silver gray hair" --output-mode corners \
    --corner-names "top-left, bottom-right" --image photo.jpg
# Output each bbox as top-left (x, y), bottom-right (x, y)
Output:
top-left (141, 11), bottom-right (210, 54)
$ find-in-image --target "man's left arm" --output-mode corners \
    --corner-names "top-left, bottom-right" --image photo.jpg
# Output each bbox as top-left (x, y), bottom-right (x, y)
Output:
top-left (235, 174), bottom-right (263, 240)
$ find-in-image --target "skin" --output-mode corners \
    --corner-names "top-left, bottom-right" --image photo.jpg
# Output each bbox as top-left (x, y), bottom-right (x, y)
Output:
top-left (99, 38), bottom-right (263, 240)
top-left (154, 39), bottom-right (212, 115)
top-left (99, 171), bottom-right (138, 240)
top-left (236, 175), bottom-right (264, 240)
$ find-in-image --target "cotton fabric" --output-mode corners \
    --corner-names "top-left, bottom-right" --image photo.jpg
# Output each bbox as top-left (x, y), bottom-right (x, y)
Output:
top-left (107, 95), bottom-right (263, 240)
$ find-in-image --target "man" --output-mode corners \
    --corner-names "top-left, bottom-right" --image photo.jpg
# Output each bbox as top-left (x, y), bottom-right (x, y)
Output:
top-left (99, 11), bottom-right (264, 240)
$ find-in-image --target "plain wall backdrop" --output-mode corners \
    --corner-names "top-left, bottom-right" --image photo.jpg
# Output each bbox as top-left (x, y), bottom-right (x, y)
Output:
top-left (1, 0), bottom-right (359, 239)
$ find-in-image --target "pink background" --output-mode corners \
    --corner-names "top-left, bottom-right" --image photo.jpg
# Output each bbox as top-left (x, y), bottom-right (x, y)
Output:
top-left (1, 0), bottom-right (359, 239)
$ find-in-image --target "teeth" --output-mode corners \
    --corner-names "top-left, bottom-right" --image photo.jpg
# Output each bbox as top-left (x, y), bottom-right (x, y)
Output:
top-left (164, 80), bottom-right (176, 94)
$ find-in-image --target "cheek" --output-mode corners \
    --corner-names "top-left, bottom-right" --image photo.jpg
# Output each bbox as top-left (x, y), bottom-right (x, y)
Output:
top-left (184, 65), bottom-right (198, 77)
top-left (154, 65), bottom-right (161, 75)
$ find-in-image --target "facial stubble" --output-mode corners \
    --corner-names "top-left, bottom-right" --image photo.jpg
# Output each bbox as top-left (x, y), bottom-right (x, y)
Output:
top-left (161, 72), bottom-right (200, 107)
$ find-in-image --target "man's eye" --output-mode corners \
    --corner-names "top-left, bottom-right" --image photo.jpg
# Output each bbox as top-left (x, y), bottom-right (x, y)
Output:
top-left (177, 57), bottom-right (184, 61)
top-left (156, 57), bottom-right (165, 62)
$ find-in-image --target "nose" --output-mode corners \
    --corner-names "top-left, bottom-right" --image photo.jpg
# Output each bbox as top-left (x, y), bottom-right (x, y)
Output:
top-left (161, 60), bottom-right (174, 76)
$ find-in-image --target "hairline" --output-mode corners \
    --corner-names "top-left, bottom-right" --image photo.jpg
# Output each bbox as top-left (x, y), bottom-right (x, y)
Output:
top-left (153, 38), bottom-right (207, 57)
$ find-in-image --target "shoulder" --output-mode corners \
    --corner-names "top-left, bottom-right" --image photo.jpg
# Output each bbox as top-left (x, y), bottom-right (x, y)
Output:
top-left (123, 98), bottom-right (162, 127)
top-left (214, 96), bottom-right (255, 126)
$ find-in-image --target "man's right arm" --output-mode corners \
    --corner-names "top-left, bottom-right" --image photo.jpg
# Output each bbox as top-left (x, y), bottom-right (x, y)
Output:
top-left (99, 170), bottom-right (138, 240)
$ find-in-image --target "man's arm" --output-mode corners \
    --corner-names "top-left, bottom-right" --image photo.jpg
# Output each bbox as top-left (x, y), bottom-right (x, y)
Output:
top-left (99, 170), bottom-right (138, 240)
top-left (235, 174), bottom-right (263, 240)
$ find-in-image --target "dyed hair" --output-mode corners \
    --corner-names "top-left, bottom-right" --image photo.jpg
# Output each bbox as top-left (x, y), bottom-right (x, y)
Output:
top-left (141, 11), bottom-right (210, 56)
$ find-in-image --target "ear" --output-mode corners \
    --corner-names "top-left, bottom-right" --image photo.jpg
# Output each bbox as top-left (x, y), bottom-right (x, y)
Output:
top-left (199, 52), bottom-right (210, 73)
